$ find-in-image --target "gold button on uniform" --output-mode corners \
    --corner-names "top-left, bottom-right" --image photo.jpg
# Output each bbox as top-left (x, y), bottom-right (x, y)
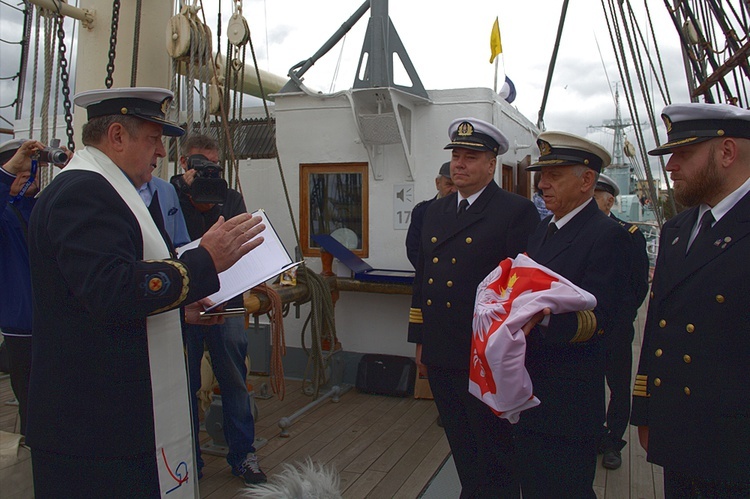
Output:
top-left (683, 355), bottom-right (692, 363)
top-left (465, 237), bottom-right (472, 244)
top-left (431, 237), bottom-right (437, 243)
top-left (716, 295), bottom-right (724, 303)
top-left (433, 257), bottom-right (439, 264)
top-left (452, 258), bottom-right (457, 264)
top-left (686, 324), bottom-right (695, 333)
top-left (684, 387), bottom-right (691, 395)
top-left (654, 378), bottom-right (661, 387)
top-left (426, 299), bottom-right (432, 306)
top-left (428, 278), bottom-right (434, 284)
top-left (659, 319), bottom-right (667, 328)
top-left (447, 281), bottom-right (453, 287)
top-left (655, 349), bottom-right (663, 357)
top-left (446, 302), bottom-right (451, 308)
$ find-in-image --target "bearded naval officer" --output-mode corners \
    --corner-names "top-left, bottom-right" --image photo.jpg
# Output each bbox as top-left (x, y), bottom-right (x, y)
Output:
top-left (631, 102), bottom-right (750, 498)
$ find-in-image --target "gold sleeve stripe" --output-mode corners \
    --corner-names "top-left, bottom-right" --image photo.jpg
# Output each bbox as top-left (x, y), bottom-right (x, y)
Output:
top-left (629, 225), bottom-right (638, 234)
top-left (571, 310), bottom-right (597, 343)
top-left (409, 308), bottom-right (423, 324)
top-left (150, 260), bottom-right (190, 315)
top-left (633, 374), bottom-right (649, 396)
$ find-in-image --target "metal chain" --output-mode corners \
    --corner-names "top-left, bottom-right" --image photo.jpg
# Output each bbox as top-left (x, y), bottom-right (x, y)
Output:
top-left (105, 0), bottom-right (121, 89)
top-left (56, 14), bottom-right (75, 152)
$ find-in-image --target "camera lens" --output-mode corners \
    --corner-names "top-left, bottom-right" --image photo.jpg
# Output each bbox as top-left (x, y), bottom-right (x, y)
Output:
top-left (39, 147), bottom-right (68, 165)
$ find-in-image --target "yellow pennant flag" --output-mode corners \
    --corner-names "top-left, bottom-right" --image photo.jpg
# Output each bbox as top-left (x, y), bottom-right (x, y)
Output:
top-left (490, 17), bottom-right (503, 63)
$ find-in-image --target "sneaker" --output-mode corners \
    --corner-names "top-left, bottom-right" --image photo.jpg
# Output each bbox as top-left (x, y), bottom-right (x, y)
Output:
top-left (602, 448), bottom-right (622, 470)
top-left (232, 453), bottom-right (267, 485)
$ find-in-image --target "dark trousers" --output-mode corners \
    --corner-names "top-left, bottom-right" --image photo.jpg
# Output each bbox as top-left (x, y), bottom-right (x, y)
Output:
top-left (428, 366), bottom-right (519, 499)
top-left (603, 331), bottom-right (633, 450)
top-left (1, 332), bottom-right (32, 435)
top-left (31, 448), bottom-right (161, 498)
top-left (664, 468), bottom-right (750, 498)
top-left (515, 428), bottom-right (597, 499)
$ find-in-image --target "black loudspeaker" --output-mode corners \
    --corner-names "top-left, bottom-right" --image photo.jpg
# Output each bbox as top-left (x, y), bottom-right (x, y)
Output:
top-left (355, 354), bottom-right (416, 397)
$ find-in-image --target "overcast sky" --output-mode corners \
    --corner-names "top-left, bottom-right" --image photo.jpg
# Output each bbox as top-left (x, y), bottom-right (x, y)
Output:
top-left (1, 0), bottom-right (696, 179)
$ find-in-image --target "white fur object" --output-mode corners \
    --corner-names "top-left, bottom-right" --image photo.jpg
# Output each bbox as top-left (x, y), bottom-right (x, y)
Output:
top-left (243, 458), bottom-right (342, 499)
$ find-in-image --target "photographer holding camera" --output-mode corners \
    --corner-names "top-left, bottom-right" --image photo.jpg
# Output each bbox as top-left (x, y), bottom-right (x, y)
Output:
top-left (1, 138), bottom-right (68, 435)
top-left (170, 133), bottom-right (266, 485)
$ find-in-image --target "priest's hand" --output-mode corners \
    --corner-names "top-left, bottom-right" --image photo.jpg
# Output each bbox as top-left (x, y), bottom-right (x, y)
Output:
top-left (200, 213), bottom-right (265, 273)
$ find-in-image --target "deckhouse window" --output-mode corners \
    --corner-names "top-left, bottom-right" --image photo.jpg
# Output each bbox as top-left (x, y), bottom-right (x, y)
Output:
top-left (299, 163), bottom-right (369, 257)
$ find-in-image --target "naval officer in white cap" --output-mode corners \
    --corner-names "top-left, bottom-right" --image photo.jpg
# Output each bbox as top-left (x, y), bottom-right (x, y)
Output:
top-left (408, 117), bottom-right (539, 497)
top-left (26, 87), bottom-right (266, 498)
top-left (519, 131), bottom-right (632, 498)
top-left (631, 102), bottom-right (750, 498)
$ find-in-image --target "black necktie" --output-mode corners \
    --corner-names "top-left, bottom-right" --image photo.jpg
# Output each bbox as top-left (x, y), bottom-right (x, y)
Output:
top-left (544, 222), bottom-right (558, 243)
top-left (458, 199), bottom-right (469, 216)
top-left (688, 210), bottom-right (714, 254)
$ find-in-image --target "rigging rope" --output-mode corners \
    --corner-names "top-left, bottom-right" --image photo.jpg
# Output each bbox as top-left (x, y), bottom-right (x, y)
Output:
top-left (130, 0), bottom-right (142, 87)
top-left (29, 7), bottom-right (40, 139)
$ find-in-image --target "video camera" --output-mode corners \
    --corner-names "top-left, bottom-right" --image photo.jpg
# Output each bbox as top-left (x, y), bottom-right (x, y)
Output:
top-left (186, 154), bottom-right (227, 203)
top-left (36, 139), bottom-right (68, 166)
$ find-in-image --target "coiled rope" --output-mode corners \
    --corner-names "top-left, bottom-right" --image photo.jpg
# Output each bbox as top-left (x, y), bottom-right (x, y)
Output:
top-left (252, 283), bottom-right (286, 400)
top-left (295, 268), bottom-right (338, 400)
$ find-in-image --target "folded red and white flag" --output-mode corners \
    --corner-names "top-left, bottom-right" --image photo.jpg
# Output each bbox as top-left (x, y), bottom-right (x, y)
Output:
top-left (470, 253), bottom-right (596, 423)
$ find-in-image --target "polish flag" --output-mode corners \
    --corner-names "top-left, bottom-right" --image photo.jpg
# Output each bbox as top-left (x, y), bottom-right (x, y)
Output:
top-left (470, 253), bottom-right (596, 423)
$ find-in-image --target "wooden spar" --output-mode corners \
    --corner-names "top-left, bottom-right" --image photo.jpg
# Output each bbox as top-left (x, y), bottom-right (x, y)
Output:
top-left (26, 0), bottom-right (95, 28)
top-left (242, 276), bottom-right (412, 315)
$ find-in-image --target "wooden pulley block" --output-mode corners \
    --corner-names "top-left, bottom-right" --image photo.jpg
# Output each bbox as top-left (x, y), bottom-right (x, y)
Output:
top-left (227, 13), bottom-right (250, 47)
top-left (682, 20), bottom-right (700, 45)
top-left (166, 14), bottom-right (191, 59)
top-left (208, 78), bottom-right (223, 115)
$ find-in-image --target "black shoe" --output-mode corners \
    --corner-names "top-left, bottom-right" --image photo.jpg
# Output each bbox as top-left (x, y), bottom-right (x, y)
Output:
top-left (602, 448), bottom-right (622, 470)
top-left (232, 453), bottom-right (267, 485)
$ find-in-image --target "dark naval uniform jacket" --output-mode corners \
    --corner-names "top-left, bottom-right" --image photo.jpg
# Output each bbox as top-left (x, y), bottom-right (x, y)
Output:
top-left (630, 192), bottom-right (750, 482)
top-left (405, 195), bottom-right (437, 269)
top-left (609, 213), bottom-right (650, 339)
top-left (521, 199), bottom-right (632, 437)
top-left (27, 171), bottom-right (220, 458)
top-left (408, 180), bottom-right (539, 369)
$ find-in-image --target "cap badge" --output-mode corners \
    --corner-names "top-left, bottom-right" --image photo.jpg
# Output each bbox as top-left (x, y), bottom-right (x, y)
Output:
top-left (457, 122), bottom-right (474, 137)
top-left (538, 139), bottom-right (552, 156)
top-left (160, 97), bottom-right (171, 115)
top-left (662, 114), bottom-right (672, 133)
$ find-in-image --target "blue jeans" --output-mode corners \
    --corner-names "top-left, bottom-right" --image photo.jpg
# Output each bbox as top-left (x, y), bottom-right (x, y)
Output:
top-left (185, 316), bottom-right (255, 472)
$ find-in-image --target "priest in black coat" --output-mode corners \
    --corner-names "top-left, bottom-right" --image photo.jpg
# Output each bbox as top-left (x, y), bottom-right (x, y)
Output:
top-left (408, 117), bottom-right (539, 498)
top-left (27, 87), bottom-right (265, 499)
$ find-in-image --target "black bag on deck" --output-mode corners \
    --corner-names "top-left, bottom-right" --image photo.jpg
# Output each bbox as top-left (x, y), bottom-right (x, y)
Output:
top-left (356, 354), bottom-right (416, 397)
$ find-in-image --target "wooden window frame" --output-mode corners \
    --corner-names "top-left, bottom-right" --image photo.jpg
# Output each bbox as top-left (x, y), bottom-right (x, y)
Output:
top-left (299, 162), bottom-right (369, 257)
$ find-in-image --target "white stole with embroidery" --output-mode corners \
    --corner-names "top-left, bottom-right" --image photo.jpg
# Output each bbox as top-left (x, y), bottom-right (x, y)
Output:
top-left (62, 147), bottom-right (198, 498)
